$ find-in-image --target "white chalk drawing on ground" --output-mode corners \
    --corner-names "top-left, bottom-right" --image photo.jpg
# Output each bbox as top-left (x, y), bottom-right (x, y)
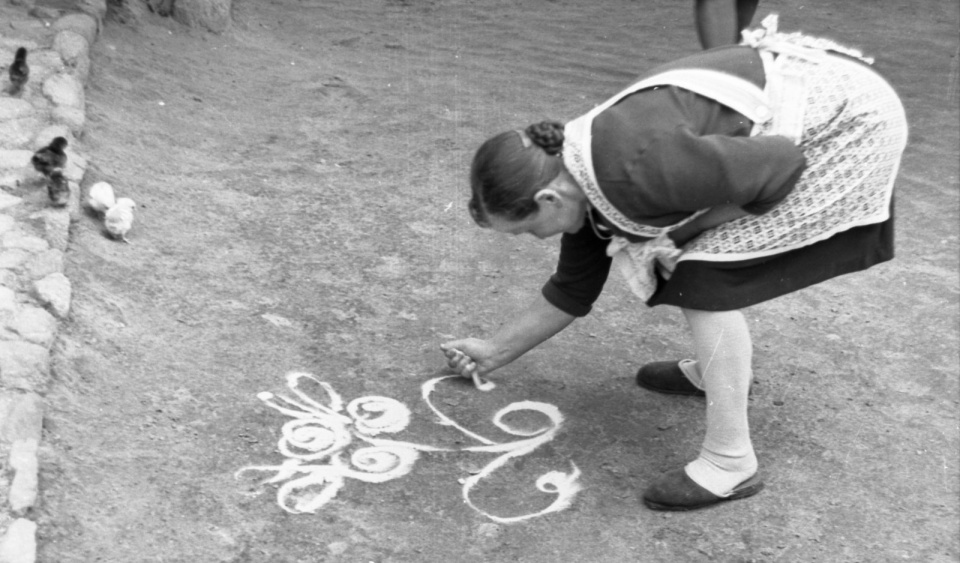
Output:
top-left (235, 371), bottom-right (582, 524)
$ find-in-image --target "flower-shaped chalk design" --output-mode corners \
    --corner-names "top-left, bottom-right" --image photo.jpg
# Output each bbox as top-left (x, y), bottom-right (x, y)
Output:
top-left (237, 372), bottom-right (581, 523)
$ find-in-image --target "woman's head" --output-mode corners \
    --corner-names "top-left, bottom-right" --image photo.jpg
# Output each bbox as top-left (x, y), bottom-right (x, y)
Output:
top-left (469, 121), bottom-right (567, 227)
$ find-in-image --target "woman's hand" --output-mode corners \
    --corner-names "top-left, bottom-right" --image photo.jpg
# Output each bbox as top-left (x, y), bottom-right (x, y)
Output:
top-left (440, 338), bottom-right (501, 379)
top-left (437, 294), bottom-right (577, 386)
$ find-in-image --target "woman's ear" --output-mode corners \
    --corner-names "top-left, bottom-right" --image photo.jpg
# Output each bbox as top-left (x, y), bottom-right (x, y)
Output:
top-left (533, 188), bottom-right (562, 205)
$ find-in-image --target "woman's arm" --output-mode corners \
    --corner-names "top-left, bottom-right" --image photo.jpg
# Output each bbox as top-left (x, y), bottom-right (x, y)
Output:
top-left (441, 293), bottom-right (576, 378)
top-left (626, 128), bottom-right (806, 218)
top-left (668, 203), bottom-right (751, 247)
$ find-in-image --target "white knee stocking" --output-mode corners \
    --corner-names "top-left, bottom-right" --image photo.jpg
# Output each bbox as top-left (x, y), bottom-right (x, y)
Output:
top-left (681, 308), bottom-right (758, 497)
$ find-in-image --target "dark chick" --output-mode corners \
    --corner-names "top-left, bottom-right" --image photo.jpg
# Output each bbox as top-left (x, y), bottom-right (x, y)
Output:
top-left (7, 47), bottom-right (28, 95)
top-left (31, 137), bottom-right (69, 177)
top-left (47, 170), bottom-right (70, 207)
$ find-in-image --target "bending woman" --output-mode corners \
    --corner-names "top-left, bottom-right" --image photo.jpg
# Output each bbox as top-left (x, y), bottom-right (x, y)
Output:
top-left (441, 17), bottom-right (907, 511)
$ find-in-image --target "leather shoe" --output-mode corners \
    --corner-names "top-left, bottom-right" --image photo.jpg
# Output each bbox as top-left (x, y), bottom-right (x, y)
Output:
top-left (643, 468), bottom-right (764, 511)
top-left (636, 360), bottom-right (705, 397)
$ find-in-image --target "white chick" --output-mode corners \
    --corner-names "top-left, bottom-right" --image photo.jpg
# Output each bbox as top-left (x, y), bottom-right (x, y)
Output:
top-left (86, 181), bottom-right (116, 215)
top-left (104, 198), bottom-right (136, 243)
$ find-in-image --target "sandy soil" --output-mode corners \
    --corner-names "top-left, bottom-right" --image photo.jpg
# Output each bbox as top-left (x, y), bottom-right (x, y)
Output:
top-left (34, 0), bottom-right (959, 562)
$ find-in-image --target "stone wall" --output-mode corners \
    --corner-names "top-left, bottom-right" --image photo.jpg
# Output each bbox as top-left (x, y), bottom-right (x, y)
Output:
top-left (0, 2), bottom-right (104, 561)
top-left (1, 0), bottom-right (232, 558)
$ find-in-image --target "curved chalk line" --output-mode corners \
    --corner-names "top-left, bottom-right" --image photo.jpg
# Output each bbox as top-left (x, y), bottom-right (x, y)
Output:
top-left (235, 372), bottom-right (581, 522)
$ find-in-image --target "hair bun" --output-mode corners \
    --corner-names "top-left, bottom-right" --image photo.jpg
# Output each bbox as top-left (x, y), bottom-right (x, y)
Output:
top-left (525, 121), bottom-right (564, 156)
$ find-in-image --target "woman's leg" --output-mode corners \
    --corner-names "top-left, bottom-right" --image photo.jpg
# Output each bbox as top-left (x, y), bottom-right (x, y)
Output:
top-left (681, 307), bottom-right (758, 496)
top-left (736, 0), bottom-right (760, 34)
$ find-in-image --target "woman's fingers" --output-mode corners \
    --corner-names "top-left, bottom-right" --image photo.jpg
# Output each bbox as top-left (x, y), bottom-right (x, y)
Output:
top-left (446, 349), bottom-right (477, 377)
top-left (440, 342), bottom-right (495, 391)
top-left (444, 349), bottom-right (457, 365)
top-left (457, 355), bottom-right (476, 376)
top-left (451, 352), bottom-right (464, 369)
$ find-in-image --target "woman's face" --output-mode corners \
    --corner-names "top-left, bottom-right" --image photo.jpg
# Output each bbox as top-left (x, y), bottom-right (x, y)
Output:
top-left (486, 173), bottom-right (589, 239)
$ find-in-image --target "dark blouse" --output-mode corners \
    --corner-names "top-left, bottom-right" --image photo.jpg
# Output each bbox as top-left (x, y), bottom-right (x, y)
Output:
top-left (543, 46), bottom-right (808, 317)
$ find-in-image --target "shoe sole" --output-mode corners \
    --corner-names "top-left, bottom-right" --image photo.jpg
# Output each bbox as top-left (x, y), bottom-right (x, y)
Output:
top-left (643, 475), bottom-right (765, 511)
top-left (635, 376), bottom-right (753, 398)
top-left (635, 379), bottom-right (706, 397)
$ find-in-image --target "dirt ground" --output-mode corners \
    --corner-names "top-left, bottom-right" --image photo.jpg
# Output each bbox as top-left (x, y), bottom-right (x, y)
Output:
top-left (33, 0), bottom-right (958, 561)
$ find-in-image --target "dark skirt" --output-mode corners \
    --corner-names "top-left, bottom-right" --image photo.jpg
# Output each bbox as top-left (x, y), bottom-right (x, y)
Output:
top-left (648, 202), bottom-right (894, 311)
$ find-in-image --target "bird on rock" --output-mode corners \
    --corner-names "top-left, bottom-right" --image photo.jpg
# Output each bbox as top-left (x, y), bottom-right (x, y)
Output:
top-left (6, 47), bottom-right (28, 95)
top-left (105, 198), bottom-right (136, 243)
top-left (31, 137), bottom-right (69, 177)
top-left (47, 170), bottom-right (70, 207)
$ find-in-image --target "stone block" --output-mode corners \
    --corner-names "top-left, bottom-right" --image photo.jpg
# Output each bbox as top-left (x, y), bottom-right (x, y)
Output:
top-left (0, 39), bottom-right (38, 53)
top-left (173, 0), bottom-right (233, 33)
top-left (0, 391), bottom-right (43, 443)
top-left (0, 117), bottom-right (43, 149)
top-left (52, 106), bottom-right (85, 136)
top-left (0, 174), bottom-right (22, 192)
top-left (0, 217), bottom-right (15, 237)
top-left (0, 250), bottom-right (29, 271)
top-left (0, 518), bottom-right (36, 563)
top-left (33, 272), bottom-right (71, 318)
top-left (1, 20), bottom-right (43, 34)
top-left (22, 249), bottom-right (64, 282)
top-left (8, 439), bottom-right (39, 512)
top-left (3, 232), bottom-right (46, 253)
top-left (0, 195), bottom-right (23, 214)
top-left (2, 232), bottom-right (49, 253)
top-left (29, 5), bottom-right (62, 20)
top-left (0, 287), bottom-right (16, 318)
top-left (54, 30), bottom-right (91, 81)
top-left (0, 99), bottom-right (33, 121)
top-left (7, 306), bottom-right (58, 348)
top-left (0, 271), bottom-right (18, 291)
top-left (0, 341), bottom-right (49, 392)
top-left (0, 151), bottom-right (33, 171)
top-left (42, 73), bottom-right (85, 110)
top-left (52, 13), bottom-right (100, 46)
top-left (29, 50), bottom-right (66, 86)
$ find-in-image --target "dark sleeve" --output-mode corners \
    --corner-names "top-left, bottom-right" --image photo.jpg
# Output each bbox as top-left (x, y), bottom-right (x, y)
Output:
top-left (541, 224), bottom-right (613, 317)
top-left (628, 125), bottom-right (806, 216)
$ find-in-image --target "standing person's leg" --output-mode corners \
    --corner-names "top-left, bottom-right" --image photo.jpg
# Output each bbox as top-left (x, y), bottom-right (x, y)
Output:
top-left (694, 0), bottom-right (759, 49)
top-left (735, 0), bottom-right (759, 33)
top-left (644, 308), bottom-right (761, 509)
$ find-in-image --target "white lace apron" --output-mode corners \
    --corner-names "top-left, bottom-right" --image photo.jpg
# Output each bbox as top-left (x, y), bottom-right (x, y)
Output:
top-left (562, 14), bottom-right (908, 302)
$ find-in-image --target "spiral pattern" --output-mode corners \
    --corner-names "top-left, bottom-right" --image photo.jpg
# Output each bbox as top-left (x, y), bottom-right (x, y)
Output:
top-left (278, 417), bottom-right (351, 460)
top-left (348, 446), bottom-right (419, 482)
top-left (347, 396), bottom-right (412, 435)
